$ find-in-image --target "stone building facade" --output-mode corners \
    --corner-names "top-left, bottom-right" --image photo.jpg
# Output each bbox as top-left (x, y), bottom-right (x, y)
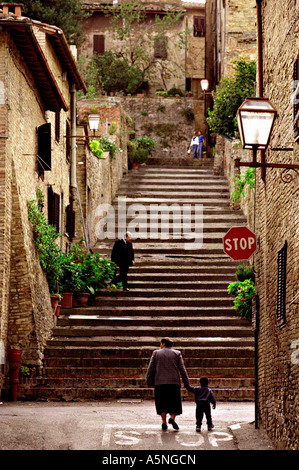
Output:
top-left (79, 0), bottom-right (206, 97)
top-left (205, 0), bottom-right (257, 89)
top-left (253, 0), bottom-right (299, 450)
top-left (0, 5), bottom-right (86, 394)
top-left (213, 0), bottom-right (298, 450)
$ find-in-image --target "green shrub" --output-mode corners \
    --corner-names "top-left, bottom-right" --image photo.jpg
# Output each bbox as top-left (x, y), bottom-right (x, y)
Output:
top-left (28, 198), bottom-right (63, 294)
top-left (227, 279), bottom-right (255, 321)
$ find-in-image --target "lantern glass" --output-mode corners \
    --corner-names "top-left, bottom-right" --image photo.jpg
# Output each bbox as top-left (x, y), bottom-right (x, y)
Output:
top-left (88, 114), bottom-right (100, 132)
top-left (200, 79), bottom-right (209, 91)
top-left (236, 98), bottom-right (277, 150)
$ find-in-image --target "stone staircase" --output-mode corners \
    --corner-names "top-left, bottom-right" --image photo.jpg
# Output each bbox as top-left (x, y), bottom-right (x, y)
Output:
top-left (18, 160), bottom-right (255, 401)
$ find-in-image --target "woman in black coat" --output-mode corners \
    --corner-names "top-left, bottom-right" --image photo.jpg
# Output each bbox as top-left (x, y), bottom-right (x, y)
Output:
top-left (146, 337), bottom-right (190, 431)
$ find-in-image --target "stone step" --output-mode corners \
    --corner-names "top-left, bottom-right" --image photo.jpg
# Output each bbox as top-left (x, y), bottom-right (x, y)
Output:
top-left (17, 384), bottom-right (254, 402)
top-left (95, 288), bottom-right (229, 297)
top-left (44, 356), bottom-right (254, 369)
top-left (57, 315), bottom-right (247, 328)
top-left (61, 306), bottom-right (237, 317)
top-left (52, 325), bottom-right (253, 338)
top-left (45, 346), bottom-right (254, 359)
top-left (20, 376), bottom-right (255, 389)
top-left (46, 336), bottom-right (254, 348)
top-left (43, 366), bottom-right (254, 378)
top-left (88, 297), bottom-right (234, 307)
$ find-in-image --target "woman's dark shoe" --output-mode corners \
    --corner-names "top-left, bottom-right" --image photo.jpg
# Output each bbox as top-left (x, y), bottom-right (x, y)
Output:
top-left (162, 423), bottom-right (168, 431)
top-left (168, 418), bottom-right (179, 430)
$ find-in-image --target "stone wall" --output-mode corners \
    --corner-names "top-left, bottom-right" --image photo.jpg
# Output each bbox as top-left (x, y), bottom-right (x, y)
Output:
top-left (76, 98), bottom-right (129, 249)
top-left (0, 27), bottom-right (80, 394)
top-left (121, 96), bottom-right (204, 159)
top-left (214, 136), bottom-right (255, 230)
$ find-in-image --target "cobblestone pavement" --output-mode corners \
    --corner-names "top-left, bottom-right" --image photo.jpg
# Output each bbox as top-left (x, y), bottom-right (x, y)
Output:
top-left (0, 400), bottom-right (274, 453)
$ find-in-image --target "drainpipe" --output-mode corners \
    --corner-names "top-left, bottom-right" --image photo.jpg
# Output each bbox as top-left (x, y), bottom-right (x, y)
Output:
top-left (256, 0), bottom-right (266, 182)
top-left (70, 82), bottom-right (77, 202)
top-left (255, 0), bottom-right (263, 429)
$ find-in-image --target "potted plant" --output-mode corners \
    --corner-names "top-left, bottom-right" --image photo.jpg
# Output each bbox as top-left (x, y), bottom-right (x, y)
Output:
top-left (59, 254), bottom-right (82, 308)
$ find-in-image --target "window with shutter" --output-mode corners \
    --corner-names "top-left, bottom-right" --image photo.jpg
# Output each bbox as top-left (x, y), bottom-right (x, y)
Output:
top-left (37, 123), bottom-right (51, 172)
top-left (154, 36), bottom-right (168, 59)
top-left (293, 56), bottom-right (299, 132)
top-left (93, 35), bottom-right (105, 55)
top-left (66, 204), bottom-right (75, 240)
top-left (193, 16), bottom-right (206, 37)
top-left (55, 111), bottom-right (60, 142)
top-left (277, 241), bottom-right (287, 328)
top-left (66, 120), bottom-right (71, 163)
top-left (48, 186), bottom-right (60, 233)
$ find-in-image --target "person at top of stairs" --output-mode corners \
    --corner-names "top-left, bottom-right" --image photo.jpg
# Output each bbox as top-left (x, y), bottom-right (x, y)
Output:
top-left (111, 231), bottom-right (135, 291)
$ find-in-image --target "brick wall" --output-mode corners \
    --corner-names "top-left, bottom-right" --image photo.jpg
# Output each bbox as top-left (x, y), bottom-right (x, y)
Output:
top-left (254, 0), bottom-right (299, 450)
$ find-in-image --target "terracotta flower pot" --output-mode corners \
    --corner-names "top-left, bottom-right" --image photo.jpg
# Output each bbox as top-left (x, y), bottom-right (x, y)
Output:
top-left (50, 295), bottom-right (60, 314)
top-left (78, 293), bottom-right (90, 307)
top-left (55, 305), bottom-right (61, 317)
top-left (60, 292), bottom-right (73, 308)
top-left (132, 162), bottom-right (139, 170)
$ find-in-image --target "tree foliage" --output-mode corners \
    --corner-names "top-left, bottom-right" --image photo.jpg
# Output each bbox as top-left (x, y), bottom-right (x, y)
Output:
top-left (207, 58), bottom-right (257, 139)
top-left (5, 0), bottom-right (88, 44)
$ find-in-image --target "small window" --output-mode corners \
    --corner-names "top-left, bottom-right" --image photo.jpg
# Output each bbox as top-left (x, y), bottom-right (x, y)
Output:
top-left (66, 204), bottom-right (75, 240)
top-left (37, 123), bottom-right (51, 172)
top-left (66, 120), bottom-right (71, 163)
top-left (94, 35), bottom-right (105, 55)
top-left (154, 36), bottom-right (168, 59)
top-left (55, 111), bottom-right (60, 142)
top-left (194, 16), bottom-right (205, 37)
top-left (293, 56), bottom-right (299, 132)
top-left (277, 241), bottom-right (287, 327)
top-left (48, 186), bottom-right (60, 233)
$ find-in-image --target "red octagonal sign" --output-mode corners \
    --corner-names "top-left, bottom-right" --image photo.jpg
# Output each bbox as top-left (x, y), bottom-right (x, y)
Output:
top-left (223, 226), bottom-right (257, 261)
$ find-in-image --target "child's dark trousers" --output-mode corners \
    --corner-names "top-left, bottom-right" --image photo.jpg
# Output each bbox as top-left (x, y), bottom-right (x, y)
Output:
top-left (196, 403), bottom-right (212, 428)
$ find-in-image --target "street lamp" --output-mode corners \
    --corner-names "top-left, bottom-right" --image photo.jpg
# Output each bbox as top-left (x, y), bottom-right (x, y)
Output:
top-left (235, 97), bottom-right (299, 175)
top-left (88, 113), bottom-right (100, 135)
top-left (236, 97), bottom-right (277, 152)
top-left (200, 79), bottom-right (209, 92)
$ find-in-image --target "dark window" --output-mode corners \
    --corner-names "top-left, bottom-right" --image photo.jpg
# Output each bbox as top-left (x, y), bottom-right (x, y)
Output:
top-left (93, 35), bottom-right (105, 55)
top-left (194, 16), bottom-right (205, 37)
top-left (66, 120), bottom-right (71, 163)
top-left (293, 56), bottom-right (299, 132)
top-left (66, 204), bottom-right (75, 240)
top-left (277, 241), bottom-right (287, 327)
top-left (55, 111), bottom-right (60, 142)
top-left (48, 186), bottom-right (60, 233)
top-left (154, 36), bottom-right (168, 59)
top-left (37, 123), bottom-right (51, 172)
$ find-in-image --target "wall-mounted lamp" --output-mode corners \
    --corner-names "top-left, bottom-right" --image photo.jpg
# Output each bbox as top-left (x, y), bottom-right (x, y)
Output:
top-left (65, 113), bottom-right (101, 141)
top-left (235, 97), bottom-right (299, 178)
top-left (200, 79), bottom-right (209, 92)
top-left (88, 114), bottom-right (100, 135)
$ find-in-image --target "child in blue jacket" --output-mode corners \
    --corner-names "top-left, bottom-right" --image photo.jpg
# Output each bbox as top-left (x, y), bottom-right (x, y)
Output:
top-left (187, 376), bottom-right (216, 432)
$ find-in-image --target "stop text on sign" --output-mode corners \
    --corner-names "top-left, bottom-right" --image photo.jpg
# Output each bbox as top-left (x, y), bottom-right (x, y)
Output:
top-left (224, 236), bottom-right (256, 251)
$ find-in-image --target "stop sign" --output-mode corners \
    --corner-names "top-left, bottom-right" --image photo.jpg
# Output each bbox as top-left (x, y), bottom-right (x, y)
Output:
top-left (223, 226), bottom-right (257, 261)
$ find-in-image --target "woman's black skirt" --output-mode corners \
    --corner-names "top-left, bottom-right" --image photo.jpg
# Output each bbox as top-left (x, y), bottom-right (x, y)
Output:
top-left (154, 384), bottom-right (182, 416)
